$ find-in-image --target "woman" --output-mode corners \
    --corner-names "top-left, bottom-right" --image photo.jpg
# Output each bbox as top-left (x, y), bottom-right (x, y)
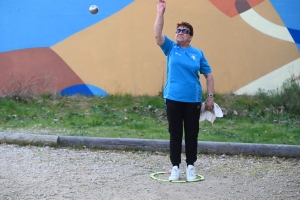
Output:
top-left (154, 0), bottom-right (215, 181)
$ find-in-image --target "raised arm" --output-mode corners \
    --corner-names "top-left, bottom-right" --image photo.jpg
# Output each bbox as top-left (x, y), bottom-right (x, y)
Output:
top-left (154, 0), bottom-right (166, 46)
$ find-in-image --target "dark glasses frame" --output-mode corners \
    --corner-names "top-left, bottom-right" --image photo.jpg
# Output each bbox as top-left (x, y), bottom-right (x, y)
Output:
top-left (175, 28), bottom-right (190, 34)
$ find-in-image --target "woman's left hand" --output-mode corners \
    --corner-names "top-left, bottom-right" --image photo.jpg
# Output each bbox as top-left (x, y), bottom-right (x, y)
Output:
top-left (205, 97), bottom-right (214, 111)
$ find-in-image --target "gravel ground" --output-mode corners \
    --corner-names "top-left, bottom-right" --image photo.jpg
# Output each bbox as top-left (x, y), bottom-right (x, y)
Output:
top-left (0, 144), bottom-right (299, 200)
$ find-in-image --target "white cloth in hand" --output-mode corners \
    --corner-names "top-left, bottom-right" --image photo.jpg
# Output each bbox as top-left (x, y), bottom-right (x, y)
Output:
top-left (200, 102), bottom-right (223, 123)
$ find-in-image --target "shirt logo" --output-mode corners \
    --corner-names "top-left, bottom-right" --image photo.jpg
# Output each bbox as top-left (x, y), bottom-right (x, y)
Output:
top-left (175, 52), bottom-right (181, 56)
top-left (190, 54), bottom-right (197, 61)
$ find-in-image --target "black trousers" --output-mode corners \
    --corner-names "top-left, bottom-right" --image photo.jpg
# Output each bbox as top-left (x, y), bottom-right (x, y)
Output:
top-left (165, 99), bottom-right (201, 167)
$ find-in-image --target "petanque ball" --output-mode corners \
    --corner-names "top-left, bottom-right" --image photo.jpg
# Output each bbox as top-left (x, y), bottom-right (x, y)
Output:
top-left (89, 5), bottom-right (98, 14)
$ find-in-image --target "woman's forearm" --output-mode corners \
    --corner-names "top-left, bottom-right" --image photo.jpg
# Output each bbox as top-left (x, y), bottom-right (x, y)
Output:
top-left (154, 13), bottom-right (164, 45)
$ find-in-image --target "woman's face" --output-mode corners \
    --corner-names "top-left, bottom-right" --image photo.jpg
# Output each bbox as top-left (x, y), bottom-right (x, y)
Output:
top-left (175, 26), bottom-right (193, 45)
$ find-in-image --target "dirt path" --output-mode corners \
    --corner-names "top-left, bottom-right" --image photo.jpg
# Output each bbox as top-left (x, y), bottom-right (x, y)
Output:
top-left (1, 144), bottom-right (299, 200)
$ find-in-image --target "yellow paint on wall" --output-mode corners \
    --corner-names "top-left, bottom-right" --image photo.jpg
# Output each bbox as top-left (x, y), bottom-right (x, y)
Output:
top-left (52, 0), bottom-right (300, 95)
top-left (253, 0), bottom-right (285, 26)
top-left (52, 0), bottom-right (165, 95)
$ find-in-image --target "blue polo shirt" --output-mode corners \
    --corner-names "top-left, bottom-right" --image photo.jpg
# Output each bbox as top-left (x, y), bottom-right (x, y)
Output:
top-left (160, 36), bottom-right (212, 102)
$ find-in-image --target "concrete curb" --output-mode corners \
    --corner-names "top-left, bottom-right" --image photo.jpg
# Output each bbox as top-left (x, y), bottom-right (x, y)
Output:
top-left (1, 132), bottom-right (299, 158)
top-left (0, 132), bottom-right (58, 147)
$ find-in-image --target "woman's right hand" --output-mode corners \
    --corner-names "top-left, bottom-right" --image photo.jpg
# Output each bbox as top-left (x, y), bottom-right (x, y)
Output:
top-left (156, 0), bottom-right (166, 14)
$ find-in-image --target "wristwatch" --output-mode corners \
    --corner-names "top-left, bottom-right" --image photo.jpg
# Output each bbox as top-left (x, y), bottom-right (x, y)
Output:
top-left (207, 93), bottom-right (214, 98)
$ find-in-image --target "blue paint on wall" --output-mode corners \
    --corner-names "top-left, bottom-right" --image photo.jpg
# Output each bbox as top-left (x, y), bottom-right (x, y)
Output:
top-left (60, 84), bottom-right (108, 97)
top-left (288, 28), bottom-right (300, 44)
top-left (270, 0), bottom-right (300, 30)
top-left (270, 0), bottom-right (300, 50)
top-left (0, 0), bottom-right (134, 53)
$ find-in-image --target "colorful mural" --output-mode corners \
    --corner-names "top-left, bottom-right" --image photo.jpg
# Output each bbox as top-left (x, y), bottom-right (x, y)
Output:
top-left (1, 0), bottom-right (299, 96)
top-left (0, 0), bottom-right (133, 96)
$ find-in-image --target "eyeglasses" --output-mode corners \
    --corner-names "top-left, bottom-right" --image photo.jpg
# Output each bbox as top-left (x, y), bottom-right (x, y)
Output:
top-left (175, 28), bottom-right (190, 34)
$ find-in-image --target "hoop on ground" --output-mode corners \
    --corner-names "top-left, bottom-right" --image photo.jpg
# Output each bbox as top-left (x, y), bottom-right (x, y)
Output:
top-left (150, 171), bottom-right (204, 183)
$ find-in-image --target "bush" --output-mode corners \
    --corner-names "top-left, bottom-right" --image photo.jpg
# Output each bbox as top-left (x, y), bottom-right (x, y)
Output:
top-left (1, 70), bottom-right (57, 102)
top-left (281, 74), bottom-right (300, 114)
top-left (256, 74), bottom-right (300, 115)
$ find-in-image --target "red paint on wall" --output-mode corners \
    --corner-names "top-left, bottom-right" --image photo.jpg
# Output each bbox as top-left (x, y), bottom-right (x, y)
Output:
top-left (247, 0), bottom-right (264, 8)
top-left (209, 0), bottom-right (264, 17)
top-left (209, 0), bottom-right (239, 17)
top-left (0, 48), bottom-right (85, 95)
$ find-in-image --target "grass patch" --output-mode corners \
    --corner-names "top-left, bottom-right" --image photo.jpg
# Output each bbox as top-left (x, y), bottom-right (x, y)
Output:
top-left (0, 93), bottom-right (299, 145)
top-left (1, 75), bottom-right (299, 145)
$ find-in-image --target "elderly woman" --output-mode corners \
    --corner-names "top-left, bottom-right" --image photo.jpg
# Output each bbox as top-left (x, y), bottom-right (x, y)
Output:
top-left (154, 0), bottom-right (215, 181)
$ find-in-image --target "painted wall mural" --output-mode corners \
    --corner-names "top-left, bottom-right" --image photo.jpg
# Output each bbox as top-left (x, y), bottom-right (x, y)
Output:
top-left (1, 0), bottom-right (299, 96)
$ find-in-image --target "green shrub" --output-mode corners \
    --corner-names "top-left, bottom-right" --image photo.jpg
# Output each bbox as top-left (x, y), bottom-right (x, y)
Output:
top-left (281, 75), bottom-right (300, 114)
top-left (256, 74), bottom-right (300, 115)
